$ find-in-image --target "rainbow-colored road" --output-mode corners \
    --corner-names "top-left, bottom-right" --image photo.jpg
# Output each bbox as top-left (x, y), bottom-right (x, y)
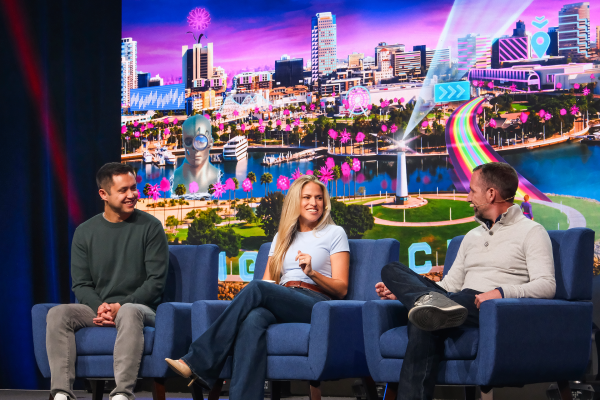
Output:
top-left (445, 97), bottom-right (550, 202)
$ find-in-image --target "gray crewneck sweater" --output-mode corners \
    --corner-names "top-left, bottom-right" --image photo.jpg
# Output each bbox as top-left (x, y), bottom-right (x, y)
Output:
top-left (438, 204), bottom-right (556, 299)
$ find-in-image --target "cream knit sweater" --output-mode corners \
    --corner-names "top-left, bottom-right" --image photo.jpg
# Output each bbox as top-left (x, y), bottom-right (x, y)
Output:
top-left (438, 204), bottom-right (556, 299)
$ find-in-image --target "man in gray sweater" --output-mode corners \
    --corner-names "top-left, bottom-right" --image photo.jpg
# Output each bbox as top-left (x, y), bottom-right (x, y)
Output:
top-left (375, 162), bottom-right (555, 400)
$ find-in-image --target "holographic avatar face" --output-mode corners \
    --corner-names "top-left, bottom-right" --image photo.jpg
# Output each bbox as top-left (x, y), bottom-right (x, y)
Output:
top-left (182, 115), bottom-right (213, 167)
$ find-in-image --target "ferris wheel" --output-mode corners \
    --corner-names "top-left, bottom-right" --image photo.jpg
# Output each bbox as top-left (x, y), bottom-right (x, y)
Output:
top-left (344, 86), bottom-right (371, 116)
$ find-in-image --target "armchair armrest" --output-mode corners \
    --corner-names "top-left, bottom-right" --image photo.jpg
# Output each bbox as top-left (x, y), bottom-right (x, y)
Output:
top-left (191, 300), bottom-right (231, 341)
top-left (31, 303), bottom-right (61, 378)
top-left (476, 298), bottom-right (593, 386)
top-left (308, 300), bottom-right (369, 381)
top-left (362, 300), bottom-right (408, 375)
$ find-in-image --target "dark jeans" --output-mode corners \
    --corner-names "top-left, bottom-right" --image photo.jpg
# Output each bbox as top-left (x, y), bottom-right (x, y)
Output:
top-left (182, 280), bottom-right (330, 400)
top-left (381, 262), bottom-right (481, 400)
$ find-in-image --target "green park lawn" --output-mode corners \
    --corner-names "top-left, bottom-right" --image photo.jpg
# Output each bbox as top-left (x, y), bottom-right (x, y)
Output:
top-left (373, 199), bottom-right (473, 222)
top-left (514, 200), bottom-right (568, 232)
top-left (547, 195), bottom-right (600, 240)
top-left (511, 103), bottom-right (529, 111)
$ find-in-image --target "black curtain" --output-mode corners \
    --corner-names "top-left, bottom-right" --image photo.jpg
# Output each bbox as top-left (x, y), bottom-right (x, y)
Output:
top-left (0, 0), bottom-right (121, 389)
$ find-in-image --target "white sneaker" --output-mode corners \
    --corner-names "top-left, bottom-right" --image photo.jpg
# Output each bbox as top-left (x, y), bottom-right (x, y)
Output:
top-left (111, 395), bottom-right (129, 400)
top-left (53, 393), bottom-right (69, 400)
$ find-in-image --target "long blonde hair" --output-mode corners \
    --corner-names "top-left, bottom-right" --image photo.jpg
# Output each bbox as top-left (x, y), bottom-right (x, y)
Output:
top-left (269, 174), bottom-right (335, 283)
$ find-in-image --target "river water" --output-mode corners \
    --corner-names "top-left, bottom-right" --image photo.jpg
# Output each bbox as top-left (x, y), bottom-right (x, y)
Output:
top-left (127, 141), bottom-right (600, 201)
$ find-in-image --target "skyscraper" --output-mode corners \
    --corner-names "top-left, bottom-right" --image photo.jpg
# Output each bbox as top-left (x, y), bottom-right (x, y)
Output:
top-left (137, 72), bottom-right (151, 88)
top-left (274, 56), bottom-right (304, 87)
top-left (311, 12), bottom-right (337, 82)
top-left (121, 38), bottom-right (137, 106)
top-left (513, 20), bottom-right (526, 37)
top-left (558, 2), bottom-right (590, 58)
top-left (182, 43), bottom-right (214, 89)
top-left (548, 27), bottom-right (560, 56)
top-left (413, 46), bottom-right (451, 74)
top-left (457, 34), bottom-right (491, 71)
top-left (375, 42), bottom-right (405, 66)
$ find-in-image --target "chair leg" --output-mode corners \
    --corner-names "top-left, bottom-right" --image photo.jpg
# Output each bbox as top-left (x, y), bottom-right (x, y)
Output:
top-left (49, 394), bottom-right (53, 400)
top-left (308, 380), bottom-right (321, 400)
top-left (480, 388), bottom-right (494, 400)
top-left (271, 380), bottom-right (282, 400)
top-left (464, 385), bottom-right (477, 400)
top-left (557, 380), bottom-right (571, 400)
top-left (89, 380), bottom-right (105, 400)
top-left (384, 382), bottom-right (398, 400)
top-left (190, 381), bottom-right (204, 400)
top-left (362, 377), bottom-right (379, 400)
top-left (207, 378), bottom-right (224, 400)
top-left (152, 378), bottom-right (166, 400)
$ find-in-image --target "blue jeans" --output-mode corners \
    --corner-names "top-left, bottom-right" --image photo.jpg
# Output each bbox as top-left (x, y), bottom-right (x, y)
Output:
top-left (381, 262), bottom-right (481, 400)
top-left (182, 280), bottom-right (330, 400)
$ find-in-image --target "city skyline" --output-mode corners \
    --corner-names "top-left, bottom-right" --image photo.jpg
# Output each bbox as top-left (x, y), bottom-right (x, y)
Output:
top-left (122, 0), bottom-right (600, 82)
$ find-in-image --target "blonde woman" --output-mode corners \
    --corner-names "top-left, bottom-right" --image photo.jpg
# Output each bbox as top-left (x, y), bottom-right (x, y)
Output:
top-left (165, 174), bottom-right (350, 400)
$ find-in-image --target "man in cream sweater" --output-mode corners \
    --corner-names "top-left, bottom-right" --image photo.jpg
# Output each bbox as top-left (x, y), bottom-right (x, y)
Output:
top-left (375, 162), bottom-right (555, 400)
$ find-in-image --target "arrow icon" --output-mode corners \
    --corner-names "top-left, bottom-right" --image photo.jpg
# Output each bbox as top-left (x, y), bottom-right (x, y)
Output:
top-left (456, 84), bottom-right (465, 98)
top-left (448, 85), bottom-right (456, 99)
top-left (438, 86), bottom-right (447, 100)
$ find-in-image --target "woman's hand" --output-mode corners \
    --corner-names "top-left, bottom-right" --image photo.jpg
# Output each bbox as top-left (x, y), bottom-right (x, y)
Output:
top-left (295, 251), bottom-right (314, 277)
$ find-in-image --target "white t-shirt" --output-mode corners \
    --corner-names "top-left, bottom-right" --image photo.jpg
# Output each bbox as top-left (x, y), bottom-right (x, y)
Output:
top-left (268, 224), bottom-right (350, 286)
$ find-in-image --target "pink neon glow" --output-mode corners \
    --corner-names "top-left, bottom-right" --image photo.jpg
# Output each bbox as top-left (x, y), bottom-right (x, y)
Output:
top-left (574, 83), bottom-right (580, 89)
top-left (583, 88), bottom-right (590, 96)
top-left (173, 118), bottom-right (179, 125)
top-left (520, 112), bottom-right (528, 123)
top-left (242, 178), bottom-right (252, 192)
top-left (399, 97), bottom-right (404, 103)
top-left (570, 105), bottom-right (579, 115)
top-left (591, 74), bottom-right (595, 80)
top-left (472, 80), bottom-right (479, 87)
top-left (306, 170), bottom-right (314, 176)
top-left (136, 175), bottom-right (143, 184)
top-left (367, 104), bottom-right (372, 110)
top-left (394, 98), bottom-right (398, 103)
top-left (148, 123), bottom-right (154, 129)
top-left (219, 123), bottom-right (224, 131)
top-left (328, 129), bottom-right (338, 139)
top-left (560, 108), bottom-right (567, 116)
top-left (204, 114), bottom-right (210, 119)
top-left (269, 105), bottom-right (273, 111)
top-left (326, 157), bottom-right (335, 169)
top-left (301, 105), bottom-right (306, 111)
top-left (149, 184), bottom-right (161, 201)
top-left (291, 168), bottom-right (303, 180)
top-left (490, 119), bottom-right (497, 128)
top-left (233, 110), bottom-right (239, 117)
top-left (212, 181), bottom-right (226, 199)
top-left (254, 107), bottom-right (259, 113)
top-left (382, 125), bottom-right (388, 132)
top-left (188, 7), bottom-right (211, 30)
top-left (421, 121), bottom-right (428, 128)
top-left (340, 129), bottom-right (351, 143)
top-left (318, 166), bottom-right (333, 183)
top-left (283, 109), bottom-right (290, 115)
top-left (259, 126), bottom-right (265, 133)
top-left (121, 125), bottom-right (127, 134)
top-left (539, 109), bottom-right (545, 118)
top-left (544, 113), bottom-right (552, 121)
top-left (356, 132), bottom-right (365, 142)
top-left (160, 177), bottom-right (171, 193)
top-left (294, 118), bottom-right (300, 126)
top-left (341, 162), bottom-right (351, 177)
top-left (556, 82), bottom-right (562, 89)
top-left (276, 120), bottom-right (282, 126)
top-left (285, 125), bottom-right (291, 131)
top-left (189, 181), bottom-right (199, 194)
top-left (134, 121), bottom-right (139, 127)
top-left (163, 118), bottom-right (169, 124)
top-left (310, 104), bottom-right (315, 110)
top-left (391, 124), bottom-right (398, 133)
top-left (225, 178), bottom-right (235, 191)
top-left (134, 131), bottom-right (140, 138)
top-left (241, 124), bottom-right (246, 131)
top-left (351, 158), bottom-right (361, 172)
top-left (216, 113), bottom-right (221, 120)
top-left (259, 118), bottom-right (263, 125)
top-left (164, 128), bottom-right (170, 136)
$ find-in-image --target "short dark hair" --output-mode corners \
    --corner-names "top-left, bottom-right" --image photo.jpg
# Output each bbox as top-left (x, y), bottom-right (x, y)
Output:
top-left (472, 162), bottom-right (518, 202)
top-left (96, 163), bottom-right (135, 193)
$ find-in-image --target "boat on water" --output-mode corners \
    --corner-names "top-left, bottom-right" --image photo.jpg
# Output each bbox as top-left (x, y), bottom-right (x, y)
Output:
top-left (163, 149), bottom-right (176, 165)
top-left (582, 133), bottom-right (600, 145)
top-left (223, 135), bottom-right (248, 161)
top-left (142, 150), bottom-right (153, 164)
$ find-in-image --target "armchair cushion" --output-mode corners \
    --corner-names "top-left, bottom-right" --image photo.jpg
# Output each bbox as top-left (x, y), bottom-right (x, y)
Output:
top-left (266, 323), bottom-right (310, 356)
top-left (380, 325), bottom-right (479, 360)
top-left (76, 327), bottom-right (155, 356)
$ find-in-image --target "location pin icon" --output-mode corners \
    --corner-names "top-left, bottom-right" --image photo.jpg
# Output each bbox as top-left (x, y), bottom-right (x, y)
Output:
top-left (531, 31), bottom-right (551, 58)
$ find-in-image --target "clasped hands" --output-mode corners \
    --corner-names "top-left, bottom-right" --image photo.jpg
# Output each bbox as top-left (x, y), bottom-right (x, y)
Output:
top-left (93, 302), bottom-right (121, 327)
top-left (375, 282), bottom-right (502, 309)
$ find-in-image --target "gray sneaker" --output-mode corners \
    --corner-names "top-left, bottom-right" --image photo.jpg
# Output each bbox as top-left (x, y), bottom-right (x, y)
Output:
top-left (408, 292), bottom-right (468, 331)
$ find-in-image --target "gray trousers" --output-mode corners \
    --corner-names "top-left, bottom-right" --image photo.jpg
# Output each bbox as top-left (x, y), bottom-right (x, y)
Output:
top-left (46, 303), bottom-right (155, 400)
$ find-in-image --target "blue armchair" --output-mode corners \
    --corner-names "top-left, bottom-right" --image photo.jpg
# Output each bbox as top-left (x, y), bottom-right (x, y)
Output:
top-left (32, 244), bottom-right (220, 400)
top-left (192, 238), bottom-right (400, 400)
top-left (363, 228), bottom-right (595, 400)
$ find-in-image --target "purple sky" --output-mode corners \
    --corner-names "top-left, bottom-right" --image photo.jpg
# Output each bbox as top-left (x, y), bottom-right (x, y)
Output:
top-left (122, 0), bottom-right (599, 83)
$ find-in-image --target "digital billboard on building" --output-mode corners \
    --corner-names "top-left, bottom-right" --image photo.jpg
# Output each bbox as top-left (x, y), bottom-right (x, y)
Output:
top-left (129, 83), bottom-right (186, 111)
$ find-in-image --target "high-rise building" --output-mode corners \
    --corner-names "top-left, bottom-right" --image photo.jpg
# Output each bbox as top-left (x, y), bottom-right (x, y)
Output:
top-left (374, 48), bottom-right (394, 83)
top-left (375, 42), bottom-right (405, 66)
top-left (348, 52), bottom-right (364, 69)
top-left (513, 20), bottom-right (526, 37)
top-left (548, 27), bottom-right (560, 56)
top-left (137, 71), bottom-right (151, 88)
top-left (121, 38), bottom-right (137, 106)
top-left (274, 57), bottom-right (304, 87)
top-left (149, 74), bottom-right (164, 87)
top-left (413, 46), bottom-right (451, 74)
top-left (596, 25), bottom-right (599, 49)
top-left (311, 12), bottom-right (337, 82)
top-left (457, 34), bottom-right (491, 71)
top-left (233, 71), bottom-right (272, 92)
top-left (558, 2), bottom-right (590, 58)
top-left (182, 43), bottom-right (214, 89)
top-left (392, 50), bottom-right (422, 77)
